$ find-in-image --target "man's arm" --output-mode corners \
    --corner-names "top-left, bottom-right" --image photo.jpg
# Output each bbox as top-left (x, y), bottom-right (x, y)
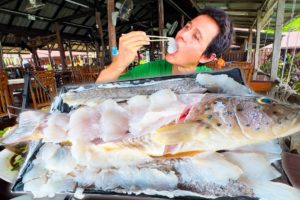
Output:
top-left (96, 31), bottom-right (149, 83)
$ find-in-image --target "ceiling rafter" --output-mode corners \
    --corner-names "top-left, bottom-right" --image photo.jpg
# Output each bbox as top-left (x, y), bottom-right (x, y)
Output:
top-left (45, 0), bottom-right (67, 32)
top-left (8, 0), bottom-right (22, 27)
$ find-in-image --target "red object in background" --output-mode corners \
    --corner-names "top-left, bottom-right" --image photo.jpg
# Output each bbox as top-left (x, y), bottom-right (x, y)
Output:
top-left (282, 152), bottom-right (300, 189)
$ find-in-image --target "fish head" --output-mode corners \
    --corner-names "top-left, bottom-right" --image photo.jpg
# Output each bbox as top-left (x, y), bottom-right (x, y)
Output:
top-left (151, 94), bottom-right (300, 153)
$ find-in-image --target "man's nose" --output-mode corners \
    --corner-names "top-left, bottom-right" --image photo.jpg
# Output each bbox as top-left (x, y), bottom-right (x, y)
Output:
top-left (179, 29), bottom-right (192, 41)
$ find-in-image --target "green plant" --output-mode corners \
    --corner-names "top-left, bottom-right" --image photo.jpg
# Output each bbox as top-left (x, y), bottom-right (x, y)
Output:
top-left (294, 80), bottom-right (300, 93)
top-left (260, 60), bottom-right (272, 74)
top-left (264, 16), bottom-right (300, 33)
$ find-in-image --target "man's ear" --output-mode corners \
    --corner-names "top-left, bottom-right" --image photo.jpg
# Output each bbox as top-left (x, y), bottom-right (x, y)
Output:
top-left (199, 53), bottom-right (216, 63)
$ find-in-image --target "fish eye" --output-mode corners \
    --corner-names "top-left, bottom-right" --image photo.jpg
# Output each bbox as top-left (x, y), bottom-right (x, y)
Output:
top-left (257, 97), bottom-right (272, 104)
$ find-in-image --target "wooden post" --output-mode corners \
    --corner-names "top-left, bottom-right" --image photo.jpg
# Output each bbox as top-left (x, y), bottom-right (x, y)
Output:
top-left (54, 22), bottom-right (67, 69)
top-left (95, 40), bottom-right (100, 66)
top-left (86, 43), bottom-right (89, 66)
top-left (18, 51), bottom-right (23, 67)
top-left (31, 47), bottom-right (40, 69)
top-left (271, 0), bottom-right (285, 81)
top-left (68, 41), bottom-right (74, 67)
top-left (158, 0), bottom-right (165, 59)
top-left (95, 11), bottom-right (105, 52)
top-left (0, 39), bottom-right (4, 69)
top-left (243, 39), bottom-right (248, 52)
top-left (107, 0), bottom-right (117, 61)
top-left (95, 11), bottom-right (105, 67)
top-left (253, 10), bottom-right (262, 79)
top-left (247, 28), bottom-right (253, 62)
top-left (181, 15), bottom-right (185, 28)
top-left (47, 44), bottom-right (54, 69)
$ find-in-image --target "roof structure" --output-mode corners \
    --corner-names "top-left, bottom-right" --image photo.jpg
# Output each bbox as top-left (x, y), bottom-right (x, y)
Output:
top-left (0, 0), bottom-right (299, 53)
top-left (263, 31), bottom-right (300, 49)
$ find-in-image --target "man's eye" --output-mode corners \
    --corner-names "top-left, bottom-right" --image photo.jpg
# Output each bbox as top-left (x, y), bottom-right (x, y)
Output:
top-left (193, 35), bottom-right (200, 41)
top-left (185, 25), bottom-right (190, 30)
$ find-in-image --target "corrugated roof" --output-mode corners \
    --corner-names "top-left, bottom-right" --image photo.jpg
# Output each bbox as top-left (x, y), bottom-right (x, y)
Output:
top-left (263, 32), bottom-right (300, 49)
top-left (0, 0), bottom-right (299, 52)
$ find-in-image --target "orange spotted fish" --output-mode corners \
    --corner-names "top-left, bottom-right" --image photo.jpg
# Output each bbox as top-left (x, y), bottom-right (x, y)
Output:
top-left (99, 94), bottom-right (300, 156)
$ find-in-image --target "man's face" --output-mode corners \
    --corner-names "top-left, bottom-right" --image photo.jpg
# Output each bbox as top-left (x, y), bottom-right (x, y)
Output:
top-left (166, 15), bottom-right (220, 67)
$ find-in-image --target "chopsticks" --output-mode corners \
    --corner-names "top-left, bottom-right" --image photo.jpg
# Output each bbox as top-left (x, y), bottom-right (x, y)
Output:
top-left (121, 34), bottom-right (172, 42)
top-left (147, 35), bottom-right (172, 42)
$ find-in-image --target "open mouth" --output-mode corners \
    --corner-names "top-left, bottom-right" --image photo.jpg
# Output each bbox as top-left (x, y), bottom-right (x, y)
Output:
top-left (167, 38), bottom-right (178, 54)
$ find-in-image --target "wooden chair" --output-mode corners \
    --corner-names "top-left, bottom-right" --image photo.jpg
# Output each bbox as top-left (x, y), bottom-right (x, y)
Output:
top-left (227, 62), bottom-right (254, 84)
top-left (60, 69), bottom-right (73, 85)
top-left (0, 70), bottom-right (12, 118)
top-left (71, 67), bottom-right (83, 84)
top-left (226, 62), bottom-right (274, 92)
top-left (80, 67), bottom-right (94, 83)
top-left (29, 71), bottom-right (57, 109)
top-left (89, 67), bottom-right (101, 81)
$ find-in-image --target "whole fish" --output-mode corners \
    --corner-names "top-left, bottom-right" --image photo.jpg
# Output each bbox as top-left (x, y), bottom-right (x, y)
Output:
top-left (60, 77), bottom-right (207, 107)
top-left (2, 94), bottom-right (300, 156)
top-left (99, 94), bottom-right (300, 156)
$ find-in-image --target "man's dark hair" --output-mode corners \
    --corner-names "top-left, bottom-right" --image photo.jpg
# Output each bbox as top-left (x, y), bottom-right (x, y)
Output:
top-left (200, 7), bottom-right (233, 57)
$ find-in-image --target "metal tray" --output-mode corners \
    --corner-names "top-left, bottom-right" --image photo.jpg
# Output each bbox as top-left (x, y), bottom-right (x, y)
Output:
top-left (11, 69), bottom-right (286, 199)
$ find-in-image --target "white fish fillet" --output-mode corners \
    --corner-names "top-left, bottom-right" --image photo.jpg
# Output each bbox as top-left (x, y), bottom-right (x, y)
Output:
top-left (251, 181), bottom-right (300, 200)
top-left (223, 152), bottom-right (281, 183)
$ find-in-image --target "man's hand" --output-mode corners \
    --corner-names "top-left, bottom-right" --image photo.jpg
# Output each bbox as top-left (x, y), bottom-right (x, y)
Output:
top-left (115, 31), bottom-right (150, 70)
top-left (96, 31), bottom-right (150, 83)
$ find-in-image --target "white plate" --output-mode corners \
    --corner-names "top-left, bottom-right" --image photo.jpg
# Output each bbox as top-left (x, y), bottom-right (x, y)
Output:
top-left (0, 149), bottom-right (18, 183)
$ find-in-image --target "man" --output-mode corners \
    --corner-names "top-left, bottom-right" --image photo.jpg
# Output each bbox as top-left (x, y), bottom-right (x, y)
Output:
top-left (96, 7), bottom-right (233, 83)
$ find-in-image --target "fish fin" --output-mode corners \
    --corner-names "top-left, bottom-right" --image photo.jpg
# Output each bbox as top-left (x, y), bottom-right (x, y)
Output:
top-left (151, 150), bottom-right (202, 159)
top-left (250, 181), bottom-right (300, 200)
top-left (151, 123), bottom-right (207, 145)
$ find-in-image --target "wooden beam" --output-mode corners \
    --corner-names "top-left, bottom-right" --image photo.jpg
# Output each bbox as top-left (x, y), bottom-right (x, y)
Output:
top-left (165, 0), bottom-right (192, 20)
top-left (158, 0), bottom-right (165, 59)
top-left (54, 22), bottom-right (67, 69)
top-left (261, 0), bottom-right (278, 29)
top-left (271, 0), bottom-right (285, 81)
top-left (45, 1), bottom-right (66, 31)
top-left (55, 10), bottom-right (93, 23)
top-left (0, 0), bottom-right (15, 7)
top-left (0, 38), bottom-right (4, 69)
top-left (7, 0), bottom-right (22, 26)
top-left (190, 0), bottom-right (201, 12)
top-left (0, 24), bottom-right (92, 46)
top-left (73, 16), bottom-right (92, 35)
top-left (253, 10), bottom-right (262, 79)
top-left (107, 0), bottom-right (117, 61)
